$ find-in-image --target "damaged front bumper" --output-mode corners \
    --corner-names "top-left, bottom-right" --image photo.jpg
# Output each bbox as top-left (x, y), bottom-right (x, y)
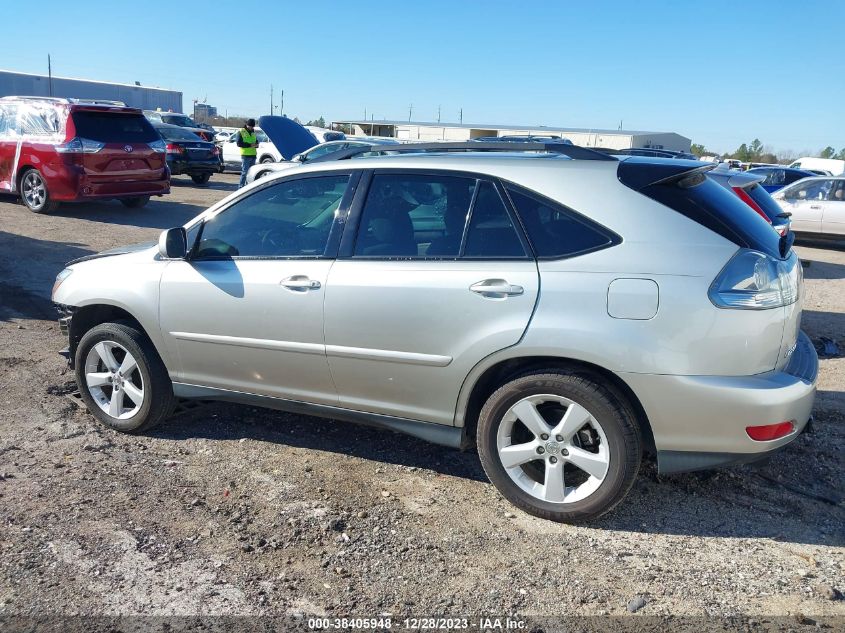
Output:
top-left (55, 303), bottom-right (75, 367)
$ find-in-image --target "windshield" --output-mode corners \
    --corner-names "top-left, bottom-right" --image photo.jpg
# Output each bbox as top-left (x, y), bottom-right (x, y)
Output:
top-left (161, 114), bottom-right (196, 127)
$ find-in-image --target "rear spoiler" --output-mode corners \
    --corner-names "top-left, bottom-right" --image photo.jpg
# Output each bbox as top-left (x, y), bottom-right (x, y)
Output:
top-left (617, 160), bottom-right (716, 190)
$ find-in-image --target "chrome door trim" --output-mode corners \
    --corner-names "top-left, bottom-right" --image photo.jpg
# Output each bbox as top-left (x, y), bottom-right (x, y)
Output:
top-left (325, 344), bottom-right (452, 367)
top-left (170, 331), bottom-right (325, 356)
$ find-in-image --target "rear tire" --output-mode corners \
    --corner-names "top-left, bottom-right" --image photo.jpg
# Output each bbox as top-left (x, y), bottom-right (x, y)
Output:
top-left (20, 169), bottom-right (58, 213)
top-left (120, 196), bottom-right (150, 208)
top-left (191, 173), bottom-right (211, 185)
top-left (477, 372), bottom-right (641, 523)
top-left (74, 322), bottom-right (175, 433)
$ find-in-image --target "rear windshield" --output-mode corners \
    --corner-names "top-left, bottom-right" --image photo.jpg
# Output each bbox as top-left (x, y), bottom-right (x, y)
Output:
top-left (71, 111), bottom-right (159, 143)
top-left (158, 126), bottom-right (202, 142)
top-left (638, 173), bottom-right (784, 259)
top-left (746, 183), bottom-right (786, 224)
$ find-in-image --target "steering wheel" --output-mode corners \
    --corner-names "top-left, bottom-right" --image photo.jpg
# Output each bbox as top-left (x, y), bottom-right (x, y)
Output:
top-left (259, 227), bottom-right (297, 254)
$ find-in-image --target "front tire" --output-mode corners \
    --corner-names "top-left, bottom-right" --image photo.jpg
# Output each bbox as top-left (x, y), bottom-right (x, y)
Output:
top-left (120, 196), bottom-right (150, 208)
top-left (259, 155), bottom-right (275, 164)
top-left (477, 372), bottom-right (641, 523)
top-left (74, 322), bottom-right (175, 433)
top-left (20, 169), bottom-right (58, 213)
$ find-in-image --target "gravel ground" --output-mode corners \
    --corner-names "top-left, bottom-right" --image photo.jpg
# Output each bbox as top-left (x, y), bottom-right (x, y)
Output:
top-left (0, 174), bottom-right (842, 625)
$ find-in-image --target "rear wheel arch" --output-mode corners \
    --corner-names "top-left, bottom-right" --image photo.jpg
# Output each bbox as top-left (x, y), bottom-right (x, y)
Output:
top-left (460, 355), bottom-right (655, 454)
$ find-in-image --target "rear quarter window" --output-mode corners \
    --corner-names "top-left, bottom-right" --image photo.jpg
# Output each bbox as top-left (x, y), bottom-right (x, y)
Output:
top-left (504, 185), bottom-right (619, 259)
top-left (71, 111), bottom-right (159, 143)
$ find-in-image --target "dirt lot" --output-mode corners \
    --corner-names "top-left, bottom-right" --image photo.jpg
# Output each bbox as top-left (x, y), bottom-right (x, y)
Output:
top-left (0, 174), bottom-right (842, 626)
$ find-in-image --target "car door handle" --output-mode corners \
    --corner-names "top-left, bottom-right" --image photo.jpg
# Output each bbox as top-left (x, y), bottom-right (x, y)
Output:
top-left (470, 279), bottom-right (524, 297)
top-left (809, 205), bottom-right (823, 210)
top-left (280, 276), bottom-right (321, 291)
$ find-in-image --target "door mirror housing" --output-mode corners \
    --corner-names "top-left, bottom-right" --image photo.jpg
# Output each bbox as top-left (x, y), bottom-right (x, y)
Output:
top-left (158, 227), bottom-right (187, 259)
top-left (294, 153), bottom-right (306, 162)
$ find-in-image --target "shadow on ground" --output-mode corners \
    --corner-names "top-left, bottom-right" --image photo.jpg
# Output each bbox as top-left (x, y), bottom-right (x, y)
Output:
top-left (148, 396), bottom-right (844, 547)
top-left (0, 232), bottom-right (95, 321)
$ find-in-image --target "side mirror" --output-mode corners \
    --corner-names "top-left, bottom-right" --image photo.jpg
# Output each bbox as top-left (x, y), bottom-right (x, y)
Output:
top-left (158, 227), bottom-right (187, 259)
top-left (294, 153), bottom-right (306, 162)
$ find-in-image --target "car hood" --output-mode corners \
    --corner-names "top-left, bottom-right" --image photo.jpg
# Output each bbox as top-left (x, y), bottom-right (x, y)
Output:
top-left (67, 241), bottom-right (157, 265)
top-left (258, 115), bottom-right (319, 160)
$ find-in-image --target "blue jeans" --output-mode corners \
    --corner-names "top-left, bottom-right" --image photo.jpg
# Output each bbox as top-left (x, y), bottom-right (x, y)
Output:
top-left (239, 155), bottom-right (256, 188)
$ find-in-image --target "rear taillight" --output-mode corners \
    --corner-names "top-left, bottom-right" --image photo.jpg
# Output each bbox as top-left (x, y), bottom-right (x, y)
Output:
top-left (148, 139), bottom-right (166, 154)
top-left (709, 249), bottom-right (799, 310)
top-left (732, 186), bottom-right (771, 224)
top-left (746, 421), bottom-right (794, 441)
top-left (166, 143), bottom-right (185, 155)
top-left (55, 137), bottom-right (105, 154)
top-left (211, 146), bottom-right (220, 156)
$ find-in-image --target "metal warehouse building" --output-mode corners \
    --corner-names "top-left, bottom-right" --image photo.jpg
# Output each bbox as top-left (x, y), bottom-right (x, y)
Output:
top-left (337, 119), bottom-right (691, 152)
top-left (0, 70), bottom-right (182, 112)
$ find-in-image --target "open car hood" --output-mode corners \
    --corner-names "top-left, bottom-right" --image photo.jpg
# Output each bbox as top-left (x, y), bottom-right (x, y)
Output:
top-left (258, 116), bottom-right (319, 160)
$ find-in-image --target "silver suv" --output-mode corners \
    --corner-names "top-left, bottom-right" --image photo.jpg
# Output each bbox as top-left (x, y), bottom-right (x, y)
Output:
top-left (52, 143), bottom-right (817, 523)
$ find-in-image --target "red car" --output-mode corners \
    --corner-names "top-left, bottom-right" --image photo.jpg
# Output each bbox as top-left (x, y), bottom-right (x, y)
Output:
top-left (0, 96), bottom-right (170, 213)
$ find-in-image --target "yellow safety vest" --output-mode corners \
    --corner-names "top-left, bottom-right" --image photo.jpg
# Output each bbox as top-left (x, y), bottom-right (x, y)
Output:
top-left (239, 128), bottom-right (257, 156)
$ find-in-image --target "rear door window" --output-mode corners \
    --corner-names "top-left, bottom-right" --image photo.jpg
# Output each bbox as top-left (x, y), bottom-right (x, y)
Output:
top-left (354, 174), bottom-right (476, 258)
top-left (463, 181), bottom-right (526, 258)
top-left (71, 111), bottom-right (159, 143)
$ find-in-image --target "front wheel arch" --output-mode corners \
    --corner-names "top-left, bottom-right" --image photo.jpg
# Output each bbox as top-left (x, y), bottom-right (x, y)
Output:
top-left (67, 304), bottom-right (163, 369)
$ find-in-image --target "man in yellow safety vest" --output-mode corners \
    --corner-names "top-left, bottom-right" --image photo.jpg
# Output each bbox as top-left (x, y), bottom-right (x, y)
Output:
top-left (235, 118), bottom-right (259, 188)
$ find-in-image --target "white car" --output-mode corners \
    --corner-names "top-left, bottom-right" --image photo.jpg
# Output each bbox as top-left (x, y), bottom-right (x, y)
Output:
top-left (772, 176), bottom-right (845, 237)
top-left (246, 139), bottom-right (400, 184)
top-left (219, 128), bottom-right (274, 170)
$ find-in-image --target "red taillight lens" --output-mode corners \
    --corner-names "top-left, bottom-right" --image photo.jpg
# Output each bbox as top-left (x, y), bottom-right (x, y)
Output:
top-left (746, 421), bottom-right (794, 441)
top-left (166, 143), bottom-right (185, 154)
top-left (732, 186), bottom-right (772, 224)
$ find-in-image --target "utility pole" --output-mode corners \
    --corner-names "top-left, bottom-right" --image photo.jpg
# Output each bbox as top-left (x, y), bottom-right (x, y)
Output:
top-left (459, 108), bottom-right (463, 125)
top-left (47, 54), bottom-right (53, 97)
top-left (270, 84), bottom-right (273, 117)
top-left (280, 90), bottom-right (284, 116)
top-left (437, 104), bottom-right (441, 123)
top-left (408, 103), bottom-right (413, 122)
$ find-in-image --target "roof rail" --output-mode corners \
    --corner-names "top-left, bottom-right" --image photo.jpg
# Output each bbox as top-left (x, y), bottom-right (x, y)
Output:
top-left (68, 98), bottom-right (127, 107)
top-left (309, 141), bottom-right (618, 164)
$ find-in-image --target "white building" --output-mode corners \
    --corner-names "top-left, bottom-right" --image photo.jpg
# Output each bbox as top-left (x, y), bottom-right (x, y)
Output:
top-left (335, 119), bottom-right (691, 152)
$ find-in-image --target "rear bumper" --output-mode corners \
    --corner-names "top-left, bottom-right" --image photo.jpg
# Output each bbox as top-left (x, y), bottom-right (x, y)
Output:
top-left (41, 163), bottom-right (170, 200)
top-left (621, 331), bottom-right (818, 474)
top-left (167, 158), bottom-right (219, 176)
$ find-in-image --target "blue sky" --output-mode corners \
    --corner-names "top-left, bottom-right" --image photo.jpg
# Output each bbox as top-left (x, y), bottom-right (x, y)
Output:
top-left (2, 0), bottom-right (843, 154)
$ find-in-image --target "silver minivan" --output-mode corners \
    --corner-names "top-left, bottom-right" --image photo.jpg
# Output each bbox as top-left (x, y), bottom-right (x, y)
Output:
top-left (52, 142), bottom-right (817, 522)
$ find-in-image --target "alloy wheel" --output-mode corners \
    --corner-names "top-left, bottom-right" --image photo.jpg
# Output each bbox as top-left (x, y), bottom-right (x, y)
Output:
top-left (496, 394), bottom-right (610, 504)
top-left (22, 171), bottom-right (47, 210)
top-left (83, 341), bottom-right (145, 420)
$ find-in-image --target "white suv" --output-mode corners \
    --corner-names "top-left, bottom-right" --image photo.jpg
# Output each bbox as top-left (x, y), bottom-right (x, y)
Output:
top-left (52, 143), bottom-right (816, 523)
